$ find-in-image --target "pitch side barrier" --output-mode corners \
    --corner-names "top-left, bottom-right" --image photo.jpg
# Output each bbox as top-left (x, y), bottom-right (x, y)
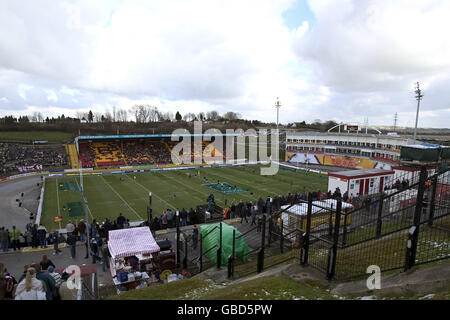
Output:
top-left (0, 160), bottom-right (273, 183)
top-left (35, 176), bottom-right (46, 225)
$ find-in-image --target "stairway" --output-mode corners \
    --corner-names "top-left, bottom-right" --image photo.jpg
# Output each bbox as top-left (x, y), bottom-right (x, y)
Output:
top-left (66, 144), bottom-right (80, 169)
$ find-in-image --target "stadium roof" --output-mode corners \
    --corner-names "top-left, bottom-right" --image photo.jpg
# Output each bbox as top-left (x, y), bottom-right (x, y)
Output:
top-left (76, 133), bottom-right (242, 140)
top-left (285, 131), bottom-right (409, 141)
top-left (328, 168), bottom-right (394, 180)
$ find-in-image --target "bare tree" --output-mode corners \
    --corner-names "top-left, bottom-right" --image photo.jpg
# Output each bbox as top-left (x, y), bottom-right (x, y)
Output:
top-left (130, 104), bottom-right (157, 123)
top-left (223, 111), bottom-right (240, 121)
top-left (197, 112), bottom-right (205, 122)
top-left (206, 110), bottom-right (220, 121)
top-left (94, 112), bottom-right (102, 123)
top-left (75, 111), bottom-right (88, 121)
top-left (149, 105), bottom-right (159, 122)
top-left (116, 109), bottom-right (128, 122)
top-left (183, 112), bottom-right (196, 122)
top-left (104, 111), bottom-right (113, 122)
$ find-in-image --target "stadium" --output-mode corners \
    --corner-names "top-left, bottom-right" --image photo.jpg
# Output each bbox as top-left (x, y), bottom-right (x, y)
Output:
top-left (2, 0), bottom-right (450, 304)
top-left (0, 124), bottom-right (449, 301)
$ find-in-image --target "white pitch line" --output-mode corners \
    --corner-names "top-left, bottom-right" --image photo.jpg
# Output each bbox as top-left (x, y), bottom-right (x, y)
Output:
top-left (100, 175), bottom-right (143, 220)
top-left (124, 173), bottom-right (177, 211)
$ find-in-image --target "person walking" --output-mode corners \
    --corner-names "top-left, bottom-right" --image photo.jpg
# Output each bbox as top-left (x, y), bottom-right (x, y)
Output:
top-left (77, 219), bottom-right (87, 242)
top-left (0, 227), bottom-right (8, 252)
top-left (37, 225), bottom-right (47, 248)
top-left (24, 229), bottom-right (32, 248)
top-left (166, 209), bottom-right (174, 228)
top-left (239, 200), bottom-right (248, 224)
top-left (101, 242), bottom-right (110, 272)
top-left (52, 231), bottom-right (62, 255)
top-left (162, 212), bottom-right (168, 229)
top-left (230, 202), bottom-right (236, 219)
top-left (251, 205), bottom-right (257, 226)
top-left (65, 221), bottom-right (75, 235)
top-left (31, 224), bottom-right (39, 248)
top-left (180, 208), bottom-right (188, 227)
top-left (66, 232), bottom-right (77, 259)
top-left (9, 226), bottom-right (21, 251)
top-left (90, 238), bottom-right (100, 264)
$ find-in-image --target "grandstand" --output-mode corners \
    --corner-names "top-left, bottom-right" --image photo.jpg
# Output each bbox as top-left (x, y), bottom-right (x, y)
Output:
top-left (0, 142), bottom-right (69, 176)
top-left (285, 129), bottom-right (419, 171)
top-left (75, 134), bottom-right (237, 169)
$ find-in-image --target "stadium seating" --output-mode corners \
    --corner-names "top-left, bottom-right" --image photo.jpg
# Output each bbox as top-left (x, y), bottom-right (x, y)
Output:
top-left (77, 138), bottom-right (228, 168)
top-left (79, 143), bottom-right (95, 168)
top-left (0, 142), bottom-right (68, 176)
top-left (91, 142), bottom-right (126, 167)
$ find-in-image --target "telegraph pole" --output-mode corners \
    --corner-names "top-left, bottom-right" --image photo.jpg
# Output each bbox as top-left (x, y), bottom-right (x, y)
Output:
top-left (275, 97), bottom-right (281, 130)
top-left (413, 82), bottom-right (423, 141)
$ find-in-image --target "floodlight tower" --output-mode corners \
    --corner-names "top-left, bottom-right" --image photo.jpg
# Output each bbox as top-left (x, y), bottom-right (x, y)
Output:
top-left (394, 112), bottom-right (398, 131)
top-left (275, 97), bottom-right (281, 130)
top-left (413, 82), bottom-right (424, 141)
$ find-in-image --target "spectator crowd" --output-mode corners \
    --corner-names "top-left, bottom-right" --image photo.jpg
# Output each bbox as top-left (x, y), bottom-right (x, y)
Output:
top-left (0, 143), bottom-right (68, 176)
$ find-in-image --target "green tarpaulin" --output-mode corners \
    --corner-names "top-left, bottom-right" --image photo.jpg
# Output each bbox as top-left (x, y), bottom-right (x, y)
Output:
top-left (66, 202), bottom-right (84, 217)
top-left (200, 222), bottom-right (249, 267)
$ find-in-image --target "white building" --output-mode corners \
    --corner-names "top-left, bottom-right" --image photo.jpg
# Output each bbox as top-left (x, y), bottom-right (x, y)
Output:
top-left (327, 168), bottom-right (394, 198)
top-left (285, 131), bottom-right (416, 167)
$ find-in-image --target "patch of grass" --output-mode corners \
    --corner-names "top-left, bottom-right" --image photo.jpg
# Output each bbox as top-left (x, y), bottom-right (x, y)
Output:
top-left (105, 274), bottom-right (338, 300)
top-left (198, 275), bottom-right (337, 300)
top-left (106, 278), bottom-right (211, 300)
top-left (0, 131), bottom-right (73, 142)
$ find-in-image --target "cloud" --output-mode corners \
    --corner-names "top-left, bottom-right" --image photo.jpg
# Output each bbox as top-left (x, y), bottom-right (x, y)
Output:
top-left (0, 0), bottom-right (449, 128)
top-left (290, 0), bottom-right (450, 127)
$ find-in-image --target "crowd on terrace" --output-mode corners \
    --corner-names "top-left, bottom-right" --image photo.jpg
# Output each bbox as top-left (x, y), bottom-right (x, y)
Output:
top-left (0, 143), bottom-right (68, 176)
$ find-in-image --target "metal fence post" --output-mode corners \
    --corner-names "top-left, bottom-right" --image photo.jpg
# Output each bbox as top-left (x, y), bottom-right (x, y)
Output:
top-left (376, 193), bottom-right (384, 238)
top-left (231, 229), bottom-right (236, 277)
top-left (199, 233), bottom-right (203, 273)
top-left (257, 214), bottom-right (266, 273)
top-left (268, 217), bottom-right (272, 247)
top-left (301, 193), bottom-right (312, 265)
top-left (342, 209), bottom-right (348, 246)
top-left (328, 203), bottom-right (334, 238)
top-left (183, 239), bottom-right (188, 270)
top-left (261, 214), bottom-right (266, 251)
top-left (405, 166), bottom-right (427, 270)
top-left (428, 176), bottom-right (438, 227)
top-left (327, 199), bottom-right (342, 280)
top-left (227, 255), bottom-right (233, 279)
top-left (217, 222), bottom-right (222, 269)
top-left (176, 215), bottom-right (180, 268)
top-left (280, 219), bottom-right (284, 253)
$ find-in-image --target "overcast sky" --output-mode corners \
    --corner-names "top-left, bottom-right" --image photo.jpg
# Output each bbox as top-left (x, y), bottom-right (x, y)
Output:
top-left (1, 0), bottom-right (449, 128)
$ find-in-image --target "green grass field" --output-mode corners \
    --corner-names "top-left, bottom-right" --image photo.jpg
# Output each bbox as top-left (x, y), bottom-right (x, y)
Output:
top-left (0, 131), bottom-right (73, 142)
top-left (41, 164), bottom-right (327, 230)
